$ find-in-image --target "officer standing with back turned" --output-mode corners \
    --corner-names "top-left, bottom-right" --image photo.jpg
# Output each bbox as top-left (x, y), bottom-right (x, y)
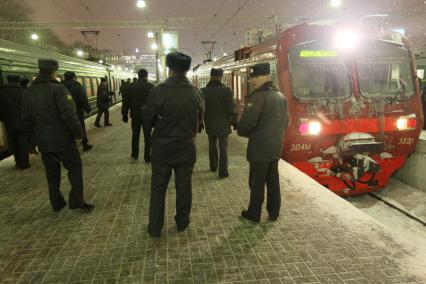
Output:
top-left (95, 77), bottom-right (112, 127)
top-left (22, 59), bottom-right (94, 212)
top-left (63, 71), bottom-right (93, 152)
top-left (122, 69), bottom-right (154, 162)
top-left (146, 51), bottom-right (204, 237)
top-left (201, 68), bottom-right (236, 178)
top-left (237, 62), bottom-right (288, 223)
top-left (0, 75), bottom-right (30, 169)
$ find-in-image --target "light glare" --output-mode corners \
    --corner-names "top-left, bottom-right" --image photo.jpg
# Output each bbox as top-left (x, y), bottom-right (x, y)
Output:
top-left (331, 0), bottom-right (341, 7)
top-left (147, 32), bottom-right (154, 38)
top-left (136, 0), bottom-right (146, 8)
top-left (31, 33), bottom-right (39, 40)
top-left (334, 31), bottom-right (359, 50)
top-left (76, 49), bottom-right (84, 57)
top-left (151, 43), bottom-right (158, 50)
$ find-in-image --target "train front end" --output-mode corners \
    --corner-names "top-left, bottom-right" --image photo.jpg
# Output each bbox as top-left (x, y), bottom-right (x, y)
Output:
top-left (277, 24), bottom-right (423, 196)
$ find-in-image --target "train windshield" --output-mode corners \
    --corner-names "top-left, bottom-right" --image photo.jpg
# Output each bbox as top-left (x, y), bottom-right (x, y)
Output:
top-left (357, 40), bottom-right (414, 98)
top-left (289, 41), bottom-right (350, 100)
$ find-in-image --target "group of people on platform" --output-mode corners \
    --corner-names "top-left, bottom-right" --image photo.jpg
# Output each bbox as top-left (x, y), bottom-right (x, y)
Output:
top-left (0, 51), bottom-right (289, 238)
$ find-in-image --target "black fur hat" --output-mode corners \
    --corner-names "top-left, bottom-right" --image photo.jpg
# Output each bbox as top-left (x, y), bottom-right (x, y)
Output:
top-left (38, 59), bottom-right (59, 71)
top-left (64, 71), bottom-right (76, 79)
top-left (166, 51), bottom-right (191, 71)
top-left (210, 68), bottom-right (224, 77)
top-left (138, 69), bottom-right (148, 78)
top-left (249, 62), bottom-right (270, 78)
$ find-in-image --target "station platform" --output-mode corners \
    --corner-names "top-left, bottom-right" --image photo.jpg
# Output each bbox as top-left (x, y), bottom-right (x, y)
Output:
top-left (0, 106), bottom-right (425, 284)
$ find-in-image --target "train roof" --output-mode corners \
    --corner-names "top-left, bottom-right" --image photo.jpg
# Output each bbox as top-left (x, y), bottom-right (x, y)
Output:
top-left (0, 39), bottom-right (135, 77)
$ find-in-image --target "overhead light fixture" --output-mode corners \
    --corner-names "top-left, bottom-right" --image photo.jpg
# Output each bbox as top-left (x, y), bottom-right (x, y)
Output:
top-left (223, 52), bottom-right (228, 56)
top-left (31, 33), bottom-right (39, 41)
top-left (99, 60), bottom-right (103, 64)
top-left (147, 31), bottom-right (154, 38)
top-left (151, 43), bottom-right (158, 50)
top-left (76, 49), bottom-right (84, 57)
top-left (135, 48), bottom-right (139, 53)
top-left (330, 0), bottom-right (341, 7)
top-left (136, 0), bottom-right (146, 8)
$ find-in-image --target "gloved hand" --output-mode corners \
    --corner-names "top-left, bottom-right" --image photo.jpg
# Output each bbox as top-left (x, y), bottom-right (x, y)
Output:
top-left (122, 115), bottom-right (128, 123)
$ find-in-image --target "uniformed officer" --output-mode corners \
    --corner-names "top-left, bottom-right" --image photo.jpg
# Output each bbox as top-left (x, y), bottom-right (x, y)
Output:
top-left (201, 68), bottom-right (236, 178)
top-left (63, 71), bottom-right (93, 152)
top-left (146, 51), bottom-right (204, 237)
top-left (94, 77), bottom-right (112, 127)
top-left (0, 75), bottom-right (30, 169)
top-left (237, 62), bottom-right (288, 223)
top-left (122, 69), bottom-right (154, 161)
top-left (22, 59), bottom-right (94, 212)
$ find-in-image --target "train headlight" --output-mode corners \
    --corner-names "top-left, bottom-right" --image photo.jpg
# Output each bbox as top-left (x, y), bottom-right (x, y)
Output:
top-left (299, 120), bottom-right (322, 136)
top-left (396, 115), bottom-right (417, 131)
top-left (334, 31), bottom-right (359, 51)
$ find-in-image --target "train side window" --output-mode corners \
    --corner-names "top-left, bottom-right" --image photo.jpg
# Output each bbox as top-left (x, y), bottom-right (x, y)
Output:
top-left (84, 78), bottom-right (93, 97)
top-left (92, 78), bottom-right (98, 95)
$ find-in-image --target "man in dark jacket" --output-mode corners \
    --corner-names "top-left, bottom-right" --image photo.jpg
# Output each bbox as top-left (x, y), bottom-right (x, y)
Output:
top-left (202, 68), bottom-right (236, 178)
top-left (94, 77), bottom-right (112, 127)
top-left (63, 71), bottom-right (93, 151)
top-left (237, 62), bottom-right (288, 223)
top-left (0, 75), bottom-right (30, 169)
top-left (146, 51), bottom-right (204, 237)
top-left (122, 69), bottom-right (154, 161)
top-left (22, 59), bottom-right (94, 212)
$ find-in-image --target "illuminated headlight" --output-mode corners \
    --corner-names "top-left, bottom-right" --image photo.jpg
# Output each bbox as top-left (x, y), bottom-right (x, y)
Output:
top-left (299, 120), bottom-right (322, 136)
top-left (334, 31), bottom-right (359, 51)
top-left (396, 115), bottom-right (417, 131)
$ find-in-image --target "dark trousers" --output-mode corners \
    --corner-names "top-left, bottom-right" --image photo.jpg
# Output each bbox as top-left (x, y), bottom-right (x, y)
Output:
top-left (208, 135), bottom-right (229, 176)
top-left (148, 163), bottom-right (194, 234)
top-left (6, 130), bottom-right (29, 168)
top-left (95, 108), bottom-right (109, 126)
top-left (131, 119), bottom-right (151, 160)
top-left (247, 160), bottom-right (281, 219)
top-left (41, 149), bottom-right (84, 210)
top-left (78, 114), bottom-right (89, 145)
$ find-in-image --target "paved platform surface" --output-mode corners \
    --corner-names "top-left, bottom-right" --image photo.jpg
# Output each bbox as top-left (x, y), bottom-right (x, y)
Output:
top-left (0, 106), bottom-right (425, 284)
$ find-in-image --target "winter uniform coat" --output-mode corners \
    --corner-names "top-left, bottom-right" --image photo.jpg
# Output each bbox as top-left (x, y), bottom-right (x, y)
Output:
top-left (122, 78), bottom-right (154, 120)
top-left (63, 79), bottom-right (91, 118)
top-left (0, 83), bottom-right (25, 131)
top-left (21, 76), bottom-right (82, 152)
top-left (237, 81), bottom-right (289, 163)
top-left (96, 84), bottom-right (110, 111)
top-left (146, 76), bottom-right (204, 165)
top-left (201, 80), bottom-right (235, 137)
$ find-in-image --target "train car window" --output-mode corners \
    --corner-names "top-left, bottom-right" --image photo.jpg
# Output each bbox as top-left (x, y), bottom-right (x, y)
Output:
top-left (358, 40), bottom-right (415, 98)
top-left (84, 78), bottom-right (93, 97)
top-left (92, 78), bottom-right (98, 95)
top-left (270, 61), bottom-right (278, 85)
top-left (289, 42), bottom-right (350, 100)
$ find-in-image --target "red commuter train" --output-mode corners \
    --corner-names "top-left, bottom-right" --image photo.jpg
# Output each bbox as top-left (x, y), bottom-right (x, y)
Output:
top-left (193, 22), bottom-right (423, 196)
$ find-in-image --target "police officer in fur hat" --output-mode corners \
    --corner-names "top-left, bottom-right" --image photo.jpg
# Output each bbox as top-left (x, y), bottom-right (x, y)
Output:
top-left (22, 59), bottom-right (94, 212)
top-left (201, 68), bottom-right (236, 178)
top-left (145, 51), bottom-right (204, 237)
top-left (122, 69), bottom-right (154, 162)
top-left (95, 77), bottom-right (112, 127)
top-left (63, 71), bottom-right (93, 152)
top-left (237, 62), bottom-right (288, 223)
top-left (0, 75), bottom-right (30, 169)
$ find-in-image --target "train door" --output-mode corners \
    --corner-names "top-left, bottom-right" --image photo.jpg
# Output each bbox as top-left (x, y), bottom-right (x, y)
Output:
top-left (232, 69), bottom-right (249, 117)
top-left (232, 70), bottom-right (241, 116)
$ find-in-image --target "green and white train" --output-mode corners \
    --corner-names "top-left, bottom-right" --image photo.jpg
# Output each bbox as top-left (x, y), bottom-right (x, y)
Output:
top-left (0, 39), bottom-right (135, 159)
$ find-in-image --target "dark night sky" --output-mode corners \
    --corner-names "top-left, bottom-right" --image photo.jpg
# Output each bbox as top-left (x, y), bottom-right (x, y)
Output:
top-left (22, 0), bottom-right (412, 64)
